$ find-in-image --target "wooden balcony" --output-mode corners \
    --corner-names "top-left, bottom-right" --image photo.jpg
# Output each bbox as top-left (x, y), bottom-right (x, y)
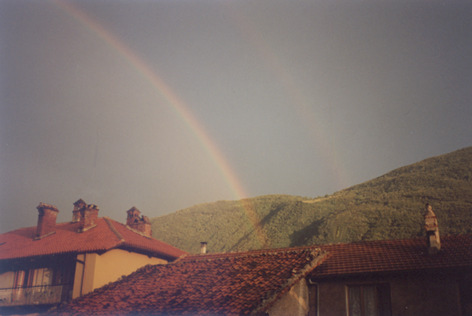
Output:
top-left (0, 285), bottom-right (65, 306)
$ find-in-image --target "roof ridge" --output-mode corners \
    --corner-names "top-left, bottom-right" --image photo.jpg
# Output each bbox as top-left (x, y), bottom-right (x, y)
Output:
top-left (316, 236), bottom-right (430, 247)
top-left (182, 246), bottom-right (322, 263)
top-left (253, 249), bottom-right (328, 314)
top-left (103, 217), bottom-right (125, 242)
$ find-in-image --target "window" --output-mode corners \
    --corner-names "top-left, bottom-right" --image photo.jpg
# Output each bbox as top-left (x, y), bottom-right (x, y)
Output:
top-left (14, 270), bottom-right (27, 289)
top-left (30, 268), bottom-right (53, 288)
top-left (0, 267), bottom-right (72, 306)
top-left (347, 284), bottom-right (391, 316)
top-left (0, 272), bottom-right (15, 303)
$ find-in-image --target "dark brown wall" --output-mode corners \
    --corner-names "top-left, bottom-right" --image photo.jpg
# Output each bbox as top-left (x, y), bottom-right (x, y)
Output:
top-left (311, 271), bottom-right (465, 316)
top-left (389, 273), bottom-right (460, 316)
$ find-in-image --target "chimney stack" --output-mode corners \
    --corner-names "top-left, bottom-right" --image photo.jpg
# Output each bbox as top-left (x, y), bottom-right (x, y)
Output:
top-left (424, 203), bottom-right (441, 255)
top-left (200, 242), bottom-right (208, 254)
top-left (36, 203), bottom-right (59, 240)
top-left (126, 207), bottom-right (152, 237)
top-left (72, 199), bottom-right (86, 222)
top-left (78, 203), bottom-right (99, 232)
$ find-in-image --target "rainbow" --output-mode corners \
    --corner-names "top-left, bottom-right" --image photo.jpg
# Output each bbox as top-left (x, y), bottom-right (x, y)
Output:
top-left (54, 0), bottom-right (269, 249)
top-left (223, 6), bottom-right (351, 190)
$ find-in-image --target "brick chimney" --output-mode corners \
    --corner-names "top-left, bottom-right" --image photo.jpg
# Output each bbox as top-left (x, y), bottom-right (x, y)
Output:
top-left (424, 203), bottom-right (441, 255)
top-left (126, 207), bottom-right (152, 237)
top-left (72, 199), bottom-right (86, 223)
top-left (126, 207), bottom-right (141, 226)
top-left (78, 203), bottom-right (99, 232)
top-left (35, 203), bottom-right (59, 240)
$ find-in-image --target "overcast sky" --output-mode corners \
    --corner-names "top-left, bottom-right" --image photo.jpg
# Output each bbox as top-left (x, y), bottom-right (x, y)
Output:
top-left (1, 0), bottom-right (471, 232)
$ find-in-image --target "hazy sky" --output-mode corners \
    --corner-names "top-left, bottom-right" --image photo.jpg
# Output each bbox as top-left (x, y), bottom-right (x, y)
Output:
top-left (1, 0), bottom-right (471, 232)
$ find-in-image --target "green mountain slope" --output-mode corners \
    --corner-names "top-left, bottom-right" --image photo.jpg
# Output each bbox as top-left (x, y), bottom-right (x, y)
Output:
top-left (151, 147), bottom-right (472, 253)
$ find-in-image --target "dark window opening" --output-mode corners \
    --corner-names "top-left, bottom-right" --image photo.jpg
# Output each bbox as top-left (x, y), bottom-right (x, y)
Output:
top-left (347, 284), bottom-right (391, 316)
top-left (0, 260), bottom-right (75, 307)
top-left (308, 283), bottom-right (318, 316)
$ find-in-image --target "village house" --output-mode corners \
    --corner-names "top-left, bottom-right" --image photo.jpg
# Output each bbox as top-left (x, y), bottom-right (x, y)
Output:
top-left (0, 199), bottom-right (186, 314)
top-left (308, 234), bottom-right (472, 316)
top-left (50, 245), bottom-right (328, 315)
top-left (307, 204), bottom-right (472, 316)
top-left (50, 204), bottom-right (472, 316)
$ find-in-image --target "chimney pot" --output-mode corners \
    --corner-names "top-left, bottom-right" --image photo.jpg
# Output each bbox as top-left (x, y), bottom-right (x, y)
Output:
top-left (424, 203), bottom-right (441, 254)
top-left (36, 203), bottom-right (59, 239)
top-left (126, 207), bottom-right (141, 225)
top-left (78, 203), bottom-right (99, 232)
top-left (72, 199), bottom-right (86, 222)
top-left (200, 242), bottom-right (208, 254)
top-left (126, 207), bottom-right (152, 237)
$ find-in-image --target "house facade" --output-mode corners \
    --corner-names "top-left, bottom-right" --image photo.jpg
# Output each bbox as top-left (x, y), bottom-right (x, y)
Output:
top-left (0, 200), bottom-right (186, 314)
top-left (307, 205), bottom-right (472, 316)
top-left (307, 234), bottom-right (472, 316)
top-left (50, 233), bottom-right (472, 316)
top-left (50, 246), bottom-right (328, 315)
top-left (50, 205), bottom-right (472, 316)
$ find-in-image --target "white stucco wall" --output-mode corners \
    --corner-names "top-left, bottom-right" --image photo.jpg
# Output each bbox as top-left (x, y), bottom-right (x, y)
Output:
top-left (72, 249), bottom-right (167, 298)
top-left (268, 278), bottom-right (310, 316)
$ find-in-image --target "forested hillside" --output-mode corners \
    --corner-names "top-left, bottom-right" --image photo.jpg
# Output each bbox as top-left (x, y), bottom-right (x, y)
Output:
top-left (151, 147), bottom-right (472, 253)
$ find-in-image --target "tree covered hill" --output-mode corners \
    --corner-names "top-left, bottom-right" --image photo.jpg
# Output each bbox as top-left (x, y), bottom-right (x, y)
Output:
top-left (151, 147), bottom-right (472, 254)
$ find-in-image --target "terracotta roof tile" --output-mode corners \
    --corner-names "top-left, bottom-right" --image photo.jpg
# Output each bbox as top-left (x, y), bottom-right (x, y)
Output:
top-left (51, 247), bottom-right (327, 315)
top-left (48, 235), bottom-right (472, 315)
top-left (310, 234), bottom-right (472, 278)
top-left (0, 218), bottom-right (186, 260)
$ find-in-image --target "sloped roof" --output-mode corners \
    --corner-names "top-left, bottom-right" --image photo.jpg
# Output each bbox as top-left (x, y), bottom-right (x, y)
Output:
top-left (310, 234), bottom-right (472, 278)
top-left (0, 217), bottom-right (186, 261)
top-left (50, 247), bottom-right (327, 315)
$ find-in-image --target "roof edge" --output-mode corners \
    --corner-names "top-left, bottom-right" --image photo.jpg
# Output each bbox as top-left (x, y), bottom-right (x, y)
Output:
top-left (103, 217), bottom-right (125, 242)
top-left (253, 248), bottom-right (328, 314)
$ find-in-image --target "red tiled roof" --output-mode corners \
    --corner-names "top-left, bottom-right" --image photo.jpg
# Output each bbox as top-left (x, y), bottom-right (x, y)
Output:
top-left (310, 234), bottom-right (472, 278)
top-left (0, 218), bottom-right (186, 261)
top-left (50, 247), bottom-right (327, 315)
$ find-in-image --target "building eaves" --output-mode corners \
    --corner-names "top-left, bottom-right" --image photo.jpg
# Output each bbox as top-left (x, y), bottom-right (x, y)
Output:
top-left (253, 248), bottom-right (328, 314)
top-left (49, 246), bottom-right (327, 315)
top-left (0, 218), bottom-right (186, 261)
top-left (309, 234), bottom-right (472, 278)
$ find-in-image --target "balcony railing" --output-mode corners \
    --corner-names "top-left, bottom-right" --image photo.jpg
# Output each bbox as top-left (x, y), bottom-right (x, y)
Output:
top-left (0, 285), bottom-right (65, 306)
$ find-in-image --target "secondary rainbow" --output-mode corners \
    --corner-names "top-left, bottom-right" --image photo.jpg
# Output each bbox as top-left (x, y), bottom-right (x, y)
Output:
top-left (223, 5), bottom-right (351, 190)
